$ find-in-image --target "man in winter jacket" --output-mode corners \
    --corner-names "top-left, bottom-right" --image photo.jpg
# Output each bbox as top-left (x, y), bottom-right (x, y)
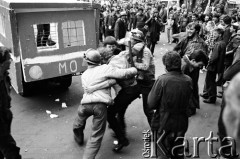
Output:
top-left (73, 49), bottom-right (137, 159)
top-left (148, 51), bottom-right (193, 159)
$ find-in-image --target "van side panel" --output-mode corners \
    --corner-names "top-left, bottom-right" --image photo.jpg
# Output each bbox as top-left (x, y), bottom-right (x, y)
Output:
top-left (16, 10), bottom-right (96, 82)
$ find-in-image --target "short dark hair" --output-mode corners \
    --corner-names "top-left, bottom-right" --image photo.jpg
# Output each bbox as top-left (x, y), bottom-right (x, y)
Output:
top-left (162, 51), bottom-right (181, 72)
top-left (214, 27), bottom-right (224, 37)
top-left (223, 15), bottom-right (232, 25)
top-left (189, 50), bottom-right (209, 66)
top-left (187, 22), bottom-right (201, 34)
top-left (192, 13), bottom-right (199, 20)
top-left (0, 47), bottom-right (11, 64)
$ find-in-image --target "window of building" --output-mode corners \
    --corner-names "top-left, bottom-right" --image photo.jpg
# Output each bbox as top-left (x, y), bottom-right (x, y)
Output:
top-left (0, 14), bottom-right (6, 37)
top-left (33, 23), bottom-right (59, 51)
top-left (62, 20), bottom-right (86, 48)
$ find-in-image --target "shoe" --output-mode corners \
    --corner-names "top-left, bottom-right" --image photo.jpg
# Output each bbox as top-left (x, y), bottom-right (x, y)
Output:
top-left (200, 93), bottom-right (209, 99)
top-left (203, 98), bottom-right (216, 104)
top-left (112, 138), bottom-right (129, 152)
top-left (73, 129), bottom-right (84, 145)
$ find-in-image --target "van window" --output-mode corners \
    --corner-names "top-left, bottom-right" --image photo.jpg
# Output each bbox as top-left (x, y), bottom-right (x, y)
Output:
top-left (34, 23), bottom-right (58, 52)
top-left (62, 20), bottom-right (86, 48)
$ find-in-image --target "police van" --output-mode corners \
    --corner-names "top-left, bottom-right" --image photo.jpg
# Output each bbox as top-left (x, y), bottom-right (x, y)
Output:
top-left (0, 0), bottom-right (100, 96)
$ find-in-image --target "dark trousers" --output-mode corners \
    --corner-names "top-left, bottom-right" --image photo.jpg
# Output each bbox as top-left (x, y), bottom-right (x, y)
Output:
top-left (203, 70), bottom-right (217, 101)
top-left (108, 84), bottom-right (141, 140)
top-left (0, 109), bottom-right (21, 159)
top-left (138, 80), bottom-right (155, 125)
top-left (147, 39), bottom-right (156, 55)
top-left (37, 24), bottom-right (50, 46)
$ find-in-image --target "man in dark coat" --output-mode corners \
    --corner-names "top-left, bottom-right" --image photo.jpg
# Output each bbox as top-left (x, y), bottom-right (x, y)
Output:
top-left (133, 8), bottom-right (148, 33)
top-left (201, 28), bottom-right (226, 103)
top-left (173, 22), bottom-right (208, 58)
top-left (159, 3), bottom-right (167, 32)
top-left (145, 9), bottom-right (162, 55)
top-left (114, 11), bottom-right (128, 50)
top-left (105, 10), bottom-right (118, 37)
top-left (0, 47), bottom-right (21, 159)
top-left (148, 51), bottom-right (193, 159)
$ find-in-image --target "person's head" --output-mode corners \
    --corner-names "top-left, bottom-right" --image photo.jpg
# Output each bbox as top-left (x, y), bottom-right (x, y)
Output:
top-left (216, 7), bottom-right (222, 14)
top-left (186, 22), bottom-right (201, 38)
top-left (153, 9), bottom-right (159, 17)
top-left (213, 27), bottom-right (224, 40)
top-left (103, 36), bottom-right (118, 52)
top-left (138, 7), bottom-right (143, 14)
top-left (189, 50), bottom-right (209, 68)
top-left (98, 47), bottom-right (113, 64)
top-left (197, 7), bottom-right (202, 14)
top-left (212, 13), bottom-right (220, 24)
top-left (191, 13), bottom-right (199, 22)
top-left (162, 51), bottom-right (181, 72)
top-left (223, 15), bottom-right (232, 26)
top-left (0, 47), bottom-right (12, 74)
top-left (130, 29), bottom-right (145, 45)
top-left (206, 21), bottom-right (216, 32)
top-left (162, 3), bottom-right (166, 8)
top-left (181, 4), bottom-right (186, 9)
top-left (84, 49), bottom-right (101, 66)
top-left (230, 23), bottom-right (239, 33)
top-left (173, 5), bottom-right (177, 11)
top-left (169, 13), bottom-right (174, 19)
top-left (223, 73), bottom-right (240, 147)
top-left (120, 11), bottom-right (127, 19)
top-left (204, 14), bottom-right (211, 22)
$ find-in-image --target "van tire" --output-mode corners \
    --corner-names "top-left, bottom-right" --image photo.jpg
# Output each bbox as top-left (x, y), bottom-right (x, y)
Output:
top-left (59, 75), bottom-right (72, 89)
top-left (20, 80), bottom-right (32, 97)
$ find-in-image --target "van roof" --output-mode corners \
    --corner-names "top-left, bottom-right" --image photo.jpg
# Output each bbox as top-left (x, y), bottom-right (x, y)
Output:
top-left (0, 0), bottom-right (100, 10)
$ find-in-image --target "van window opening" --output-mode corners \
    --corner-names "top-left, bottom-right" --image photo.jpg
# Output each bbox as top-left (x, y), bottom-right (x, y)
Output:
top-left (34, 23), bottom-right (58, 52)
top-left (62, 20), bottom-right (86, 48)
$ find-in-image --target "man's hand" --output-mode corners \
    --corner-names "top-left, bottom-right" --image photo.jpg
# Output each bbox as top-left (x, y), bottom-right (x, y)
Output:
top-left (83, 86), bottom-right (96, 94)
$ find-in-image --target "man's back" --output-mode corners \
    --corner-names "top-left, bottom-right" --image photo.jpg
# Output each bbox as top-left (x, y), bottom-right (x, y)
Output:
top-left (156, 72), bottom-right (192, 113)
top-left (81, 64), bottom-right (113, 105)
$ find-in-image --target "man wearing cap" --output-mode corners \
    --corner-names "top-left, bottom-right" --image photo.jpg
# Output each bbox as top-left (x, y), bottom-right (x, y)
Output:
top-left (103, 36), bottom-right (121, 55)
top-left (145, 9), bottom-right (162, 55)
top-left (0, 47), bottom-right (22, 159)
top-left (72, 49), bottom-right (137, 159)
top-left (114, 11), bottom-right (128, 50)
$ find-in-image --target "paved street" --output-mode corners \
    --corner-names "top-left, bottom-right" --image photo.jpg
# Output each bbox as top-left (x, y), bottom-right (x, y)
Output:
top-left (11, 32), bottom-right (223, 159)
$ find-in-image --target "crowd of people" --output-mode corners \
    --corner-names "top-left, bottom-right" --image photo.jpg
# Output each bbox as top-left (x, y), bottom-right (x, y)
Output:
top-left (1, 0), bottom-right (240, 159)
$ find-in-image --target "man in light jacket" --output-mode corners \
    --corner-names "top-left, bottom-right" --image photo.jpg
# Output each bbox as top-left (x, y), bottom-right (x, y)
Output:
top-left (73, 49), bottom-right (137, 159)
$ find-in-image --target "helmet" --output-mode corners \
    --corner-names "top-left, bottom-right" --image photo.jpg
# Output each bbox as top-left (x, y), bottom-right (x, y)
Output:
top-left (84, 49), bottom-right (101, 65)
top-left (103, 36), bottom-right (117, 46)
top-left (131, 29), bottom-right (144, 42)
top-left (120, 11), bottom-right (127, 16)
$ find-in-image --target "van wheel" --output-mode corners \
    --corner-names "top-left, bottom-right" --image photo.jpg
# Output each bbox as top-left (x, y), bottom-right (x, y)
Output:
top-left (59, 75), bottom-right (72, 89)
